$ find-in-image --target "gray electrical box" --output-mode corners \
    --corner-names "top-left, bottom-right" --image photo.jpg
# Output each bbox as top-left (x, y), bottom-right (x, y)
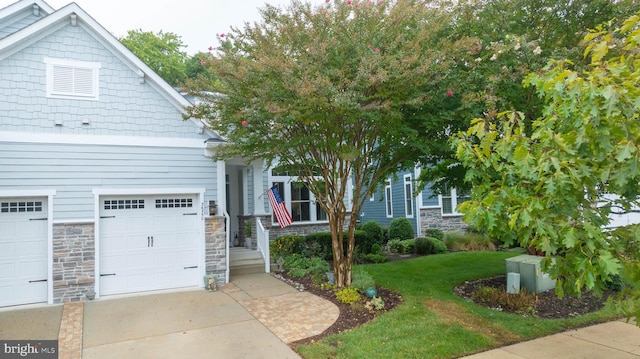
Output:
top-left (505, 255), bottom-right (556, 293)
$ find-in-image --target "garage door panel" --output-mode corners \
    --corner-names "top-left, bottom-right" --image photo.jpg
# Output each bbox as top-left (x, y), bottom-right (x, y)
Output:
top-left (0, 197), bottom-right (48, 307)
top-left (100, 195), bottom-right (200, 296)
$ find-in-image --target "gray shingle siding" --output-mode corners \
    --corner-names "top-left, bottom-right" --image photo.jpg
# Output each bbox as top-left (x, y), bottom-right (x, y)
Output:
top-left (0, 25), bottom-right (199, 139)
top-left (0, 7), bottom-right (45, 40)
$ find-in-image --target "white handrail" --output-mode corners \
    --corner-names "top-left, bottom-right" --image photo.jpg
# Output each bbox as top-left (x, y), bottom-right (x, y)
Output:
top-left (256, 219), bottom-right (270, 273)
top-left (224, 211), bottom-right (230, 283)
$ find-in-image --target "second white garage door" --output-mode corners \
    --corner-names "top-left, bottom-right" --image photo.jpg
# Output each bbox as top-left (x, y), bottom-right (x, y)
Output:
top-left (99, 195), bottom-right (200, 296)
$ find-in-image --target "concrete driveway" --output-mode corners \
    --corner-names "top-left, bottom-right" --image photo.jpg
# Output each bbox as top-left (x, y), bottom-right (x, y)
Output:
top-left (0, 274), bottom-right (339, 359)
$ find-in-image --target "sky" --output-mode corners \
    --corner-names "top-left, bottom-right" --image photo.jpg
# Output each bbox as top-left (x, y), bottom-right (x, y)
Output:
top-left (0, 0), bottom-right (323, 54)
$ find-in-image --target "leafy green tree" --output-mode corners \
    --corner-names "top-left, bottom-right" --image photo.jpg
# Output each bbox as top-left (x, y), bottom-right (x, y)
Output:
top-left (418, 0), bottom-right (640, 194)
top-left (120, 29), bottom-right (188, 85)
top-left (185, 0), bottom-right (454, 287)
top-left (454, 14), bottom-right (640, 322)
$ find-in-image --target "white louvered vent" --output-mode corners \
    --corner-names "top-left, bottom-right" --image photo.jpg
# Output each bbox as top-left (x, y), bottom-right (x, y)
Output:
top-left (44, 58), bottom-right (101, 100)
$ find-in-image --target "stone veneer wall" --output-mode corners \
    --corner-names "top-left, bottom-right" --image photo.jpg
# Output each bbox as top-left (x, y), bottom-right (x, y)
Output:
top-left (205, 216), bottom-right (227, 286)
top-left (52, 223), bottom-right (95, 303)
top-left (420, 207), bottom-right (468, 233)
top-left (256, 213), bottom-right (352, 240)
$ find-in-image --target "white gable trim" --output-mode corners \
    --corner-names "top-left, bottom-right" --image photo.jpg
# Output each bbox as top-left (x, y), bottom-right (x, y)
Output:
top-left (0, 0), bottom-right (54, 21)
top-left (0, 131), bottom-right (208, 148)
top-left (0, 1), bottom-right (216, 137)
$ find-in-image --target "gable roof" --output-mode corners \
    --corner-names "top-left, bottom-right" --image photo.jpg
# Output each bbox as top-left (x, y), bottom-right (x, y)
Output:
top-left (0, 0), bottom-right (216, 137)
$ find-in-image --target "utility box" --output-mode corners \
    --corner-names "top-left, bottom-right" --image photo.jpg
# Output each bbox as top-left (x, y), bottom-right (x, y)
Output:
top-left (507, 272), bottom-right (521, 294)
top-left (505, 255), bottom-right (556, 293)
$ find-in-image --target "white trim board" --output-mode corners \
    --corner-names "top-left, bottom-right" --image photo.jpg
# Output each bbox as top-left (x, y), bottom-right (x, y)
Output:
top-left (1, 131), bottom-right (206, 148)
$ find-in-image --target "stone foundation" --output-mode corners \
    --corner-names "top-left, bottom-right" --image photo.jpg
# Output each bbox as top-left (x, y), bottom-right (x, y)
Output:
top-left (420, 207), bottom-right (468, 233)
top-left (52, 223), bottom-right (95, 303)
top-left (205, 216), bottom-right (227, 286)
top-left (255, 213), bottom-right (352, 240)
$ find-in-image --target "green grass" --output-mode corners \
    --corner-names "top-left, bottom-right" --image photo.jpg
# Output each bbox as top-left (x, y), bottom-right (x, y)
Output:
top-left (297, 252), bottom-right (621, 359)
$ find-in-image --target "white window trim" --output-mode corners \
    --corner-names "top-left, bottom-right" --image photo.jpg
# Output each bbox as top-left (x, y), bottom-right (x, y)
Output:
top-left (44, 57), bottom-right (101, 101)
top-left (403, 174), bottom-right (414, 218)
top-left (440, 187), bottom-right (465, 216)
top-left (385, 179), bottom-right (393, 218)
top-left (269, 174), bottom-right (328, 225)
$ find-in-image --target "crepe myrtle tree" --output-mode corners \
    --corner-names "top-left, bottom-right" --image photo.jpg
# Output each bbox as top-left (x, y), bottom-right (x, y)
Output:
top-left (454, 14), bottom-right (640, 322)
top-left (184, 0), bottom-right (455, 287)
top-left (418, 0), bottom-right (640, 195)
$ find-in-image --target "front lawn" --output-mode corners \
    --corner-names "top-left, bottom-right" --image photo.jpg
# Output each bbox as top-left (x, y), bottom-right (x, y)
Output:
top-left (296, 251), bottom-right (620, 358)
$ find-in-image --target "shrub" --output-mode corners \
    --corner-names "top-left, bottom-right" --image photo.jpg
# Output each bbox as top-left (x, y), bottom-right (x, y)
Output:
top-left (432, 238), bottom-right (449, 254)
top-left (423, 228), bottom-right (444, 241)
top-left (271, 235), bottom-right (305, 259)
top-left (471, 286), bottom-right (538, 317)
top-left (371, 243), bottom-right (382, 254)
top-left (605, 274), bottom-right (625, 292)
top-left (351, 267), bottom-right (376, 293)
top-left (360, 221), bottom-right (386, 253)
top-left (388, 217), bottom-right (415, 241)
top-left (388, 239), bottom-right (415, 254)
top-left (304, 230), bottom-right (368, 259)
top-left (414, 237), bottom-right (435, 255)
top-left (444, 231), bottom-right (496, 251)
top-left (365, 296), bottom-right (385, 311)
top-left (282, 254), bottom-right (330, 285)
top-left (336, 287), bottom-right (362, 304)
top-left (364, 253), bottom-right (389, 263)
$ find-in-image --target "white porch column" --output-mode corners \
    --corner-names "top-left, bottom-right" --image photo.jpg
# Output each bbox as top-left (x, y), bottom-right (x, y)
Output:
top-left (216, 160), bottom-right (226, 213)
top-left (252, 160), bottom-right (268, 215)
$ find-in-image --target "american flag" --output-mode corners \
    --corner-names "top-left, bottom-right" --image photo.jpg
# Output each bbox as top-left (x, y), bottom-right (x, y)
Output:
top-left (267, 186), bottom-right (293, 228)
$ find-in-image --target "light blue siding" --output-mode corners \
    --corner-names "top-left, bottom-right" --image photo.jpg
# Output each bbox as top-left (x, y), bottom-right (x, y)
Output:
top-left (0, 6), bottom-right (45, 40)
top-left (0, 25), bottom-right (200, 139)
top-left (0, 141), bottom-right (218, 220)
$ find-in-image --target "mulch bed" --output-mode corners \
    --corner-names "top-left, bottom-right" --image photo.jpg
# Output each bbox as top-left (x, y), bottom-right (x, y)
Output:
top-left (273, 271), bottom-right (403, 349)
top-left (275, 261), bottom-right (613, 351)
top-left (453, 275), bottom-right (613, 318)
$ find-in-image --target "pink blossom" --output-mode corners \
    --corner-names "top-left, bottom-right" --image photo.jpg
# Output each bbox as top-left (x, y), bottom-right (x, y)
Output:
top-left (241, 120), bottom-right (248, 127)
top-left (377, 0), bottom-right (383, 3)
top-left (208, 46), bottom-right (213, 51)
top-left (367, 44), bottom-right (372, 49)
top-left (219, 33), bottom-right (225, 38)
top-left (346, 0), bottom-right (351, 4)
top-left (374, 48), bottom-right (380, 53)
top-left (200, 60), bottom-right (206, 66)
top-left (446, 90), bottom-right (454, 97)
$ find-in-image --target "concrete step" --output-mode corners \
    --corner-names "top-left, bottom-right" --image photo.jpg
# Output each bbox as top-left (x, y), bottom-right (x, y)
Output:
top-left (230, 248), bottom-right (265, 276)
top-left (230, 264), bottom-right (265, 276)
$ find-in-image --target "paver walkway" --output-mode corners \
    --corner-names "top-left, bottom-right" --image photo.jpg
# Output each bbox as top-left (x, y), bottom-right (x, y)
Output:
top-left (58, 302), bottom-right (83, 359)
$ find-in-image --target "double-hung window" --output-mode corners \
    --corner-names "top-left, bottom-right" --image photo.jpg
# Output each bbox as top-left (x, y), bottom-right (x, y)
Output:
top-left (270, 167), bottom-right (327, 225)
top-left (441, 185), bottom-right (470, 215)
top-left (385, 179), bottom-right (393, 218)
top-left (404, 174), bottom-right (414, 218)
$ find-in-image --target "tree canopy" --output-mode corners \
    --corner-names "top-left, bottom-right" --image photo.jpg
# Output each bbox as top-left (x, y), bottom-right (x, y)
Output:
top-left (454, 13), bottom-right (640, 321)
top-left (186, 0), bottom-right (455, 287)
top-left (120, 29), bottom-right (188, 85)
top-left (418, 0), bottom-right (640, 194)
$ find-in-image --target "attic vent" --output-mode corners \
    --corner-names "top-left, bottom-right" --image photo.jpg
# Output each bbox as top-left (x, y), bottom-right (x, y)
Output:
top-left (44, 58), bottom-right (101, 100)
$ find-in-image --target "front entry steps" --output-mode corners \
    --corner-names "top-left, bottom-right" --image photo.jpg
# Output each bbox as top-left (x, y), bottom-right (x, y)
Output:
top-left (230, 247), bottom-right (265, 276)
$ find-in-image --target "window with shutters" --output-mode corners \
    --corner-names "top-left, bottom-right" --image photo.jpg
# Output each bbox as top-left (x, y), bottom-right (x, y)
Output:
top-left (44, 57), bottom-right (100, 100)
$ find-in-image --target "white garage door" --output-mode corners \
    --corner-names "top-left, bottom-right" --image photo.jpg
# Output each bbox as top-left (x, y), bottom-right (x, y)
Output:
top-left (0, 198), bottom-right (48, 307)
top-left (99, 195), bottom-right (200, 296)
